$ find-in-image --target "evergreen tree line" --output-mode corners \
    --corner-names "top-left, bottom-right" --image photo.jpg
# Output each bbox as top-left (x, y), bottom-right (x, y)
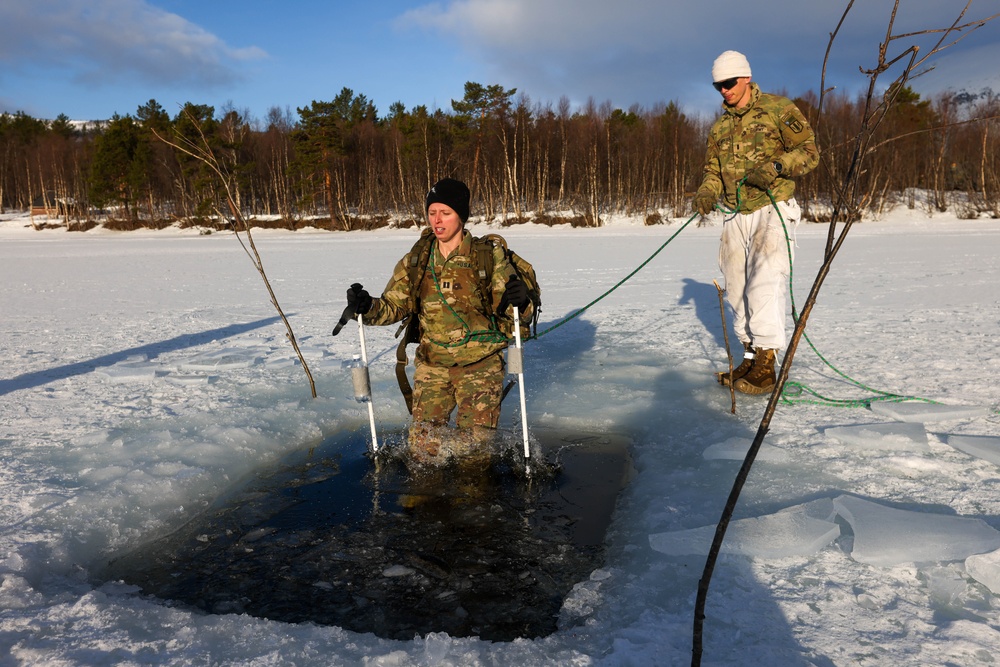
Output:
top-left (2, 82), bottom-right (999, 230)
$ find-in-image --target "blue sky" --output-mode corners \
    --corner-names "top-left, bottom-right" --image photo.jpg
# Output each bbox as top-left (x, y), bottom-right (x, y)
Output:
top-left (2, 0), bottom-right (998, 124)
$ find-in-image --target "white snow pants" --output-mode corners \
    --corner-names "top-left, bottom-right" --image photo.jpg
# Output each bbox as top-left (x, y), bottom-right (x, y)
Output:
top-left (718, 198), bottom-right (800, 351)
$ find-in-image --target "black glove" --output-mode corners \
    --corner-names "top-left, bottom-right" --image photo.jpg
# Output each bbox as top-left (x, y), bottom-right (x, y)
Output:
top-left (693, 189), bottom-right (716, 216)
top-left (346, 282), bottom-right (372, 315)
top-left (499, 275), bottom-right (529, 311)
top-left (744, 161), bottom-right (780, 191)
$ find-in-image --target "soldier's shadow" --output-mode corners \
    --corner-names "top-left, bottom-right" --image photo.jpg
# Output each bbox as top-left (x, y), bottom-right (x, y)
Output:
top-left (679, 277), bottom-right (731, 351)
top-left (513, 313), bottom-right (598, 416)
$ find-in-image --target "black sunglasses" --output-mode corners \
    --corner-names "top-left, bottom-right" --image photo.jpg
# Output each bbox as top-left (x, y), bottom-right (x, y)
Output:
top-left (713, 77), bottom-right (740, 92)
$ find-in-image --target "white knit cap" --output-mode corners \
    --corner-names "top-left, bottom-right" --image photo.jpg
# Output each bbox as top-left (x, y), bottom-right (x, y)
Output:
top-left (712, 50), bottom-right (752, 82)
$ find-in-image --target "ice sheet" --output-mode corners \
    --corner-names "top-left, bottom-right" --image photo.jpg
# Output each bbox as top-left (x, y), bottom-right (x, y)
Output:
top-left (649, 500), bottom-right (840, 558)
top-left (946, 434), bottom-right (1000, 467)
top-left (834, 495), bottom-right (1000, 566)
top-left (870, 401), bottom-right (989, 423)
top-left (824, 422), bottom-right (931, 452)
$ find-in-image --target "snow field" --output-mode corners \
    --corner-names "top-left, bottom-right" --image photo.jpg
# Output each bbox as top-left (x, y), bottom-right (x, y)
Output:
top-left (1, 210), bottom-right (999, 665)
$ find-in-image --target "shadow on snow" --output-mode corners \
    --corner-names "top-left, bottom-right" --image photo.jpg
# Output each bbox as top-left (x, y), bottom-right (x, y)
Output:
top-left (0, 316), bottom-right (282, 396)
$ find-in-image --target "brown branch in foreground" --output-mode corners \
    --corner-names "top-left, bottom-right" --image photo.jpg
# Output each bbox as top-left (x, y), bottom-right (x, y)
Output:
top-left (152, 120), bottom-right (318, 399)
top-left (690, 1), bottom-right (998, 664)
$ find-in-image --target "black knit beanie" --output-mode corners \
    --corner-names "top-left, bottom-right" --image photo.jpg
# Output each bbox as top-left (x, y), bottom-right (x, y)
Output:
top-left (425, 178), bottom-right (470, 223)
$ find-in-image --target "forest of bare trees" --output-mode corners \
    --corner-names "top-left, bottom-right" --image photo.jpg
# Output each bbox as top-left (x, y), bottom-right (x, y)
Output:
top-left (3, 80), bottom-right (999, 231)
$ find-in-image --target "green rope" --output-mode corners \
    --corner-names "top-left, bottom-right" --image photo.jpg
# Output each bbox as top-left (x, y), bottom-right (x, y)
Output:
top-left (754, 185), bottom-right (939, 409)
top-left (530, 213), bottom-right (699, 340)
top-left (425, 245), bottom-right (508, 348)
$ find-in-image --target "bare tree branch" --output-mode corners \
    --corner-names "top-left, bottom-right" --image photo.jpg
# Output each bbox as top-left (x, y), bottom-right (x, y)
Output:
top-left (153, 113), bottom-right (318, 399)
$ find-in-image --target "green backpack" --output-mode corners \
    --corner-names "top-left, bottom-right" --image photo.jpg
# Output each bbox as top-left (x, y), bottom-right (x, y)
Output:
top-left (393, 228), bottom-right (541, 413)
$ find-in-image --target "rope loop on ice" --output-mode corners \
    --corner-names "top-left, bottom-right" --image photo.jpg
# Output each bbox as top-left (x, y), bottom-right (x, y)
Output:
top-left (763, 187), bottom-right (939, 409)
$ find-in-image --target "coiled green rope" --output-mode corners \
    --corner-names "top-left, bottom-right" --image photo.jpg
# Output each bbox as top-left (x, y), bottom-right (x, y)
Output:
top-left (762, 187), bottom-right (939, 408)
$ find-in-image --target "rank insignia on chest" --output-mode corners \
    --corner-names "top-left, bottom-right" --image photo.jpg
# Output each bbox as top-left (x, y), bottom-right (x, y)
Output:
top-left (441, 280), bottom-right (452, 291)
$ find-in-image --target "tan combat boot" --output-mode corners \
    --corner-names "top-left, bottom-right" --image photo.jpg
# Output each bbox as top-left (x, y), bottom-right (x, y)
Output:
top-left (734, 348), bottom-right (777, 395)
top-left (717, 341), bottom-right (755, 387)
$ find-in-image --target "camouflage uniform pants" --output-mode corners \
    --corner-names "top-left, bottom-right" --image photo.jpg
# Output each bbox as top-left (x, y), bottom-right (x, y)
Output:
top-left (411, 351), bottom-right (504, 428)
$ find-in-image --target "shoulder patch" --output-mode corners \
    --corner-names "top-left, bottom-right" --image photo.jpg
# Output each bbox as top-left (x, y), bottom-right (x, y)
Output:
top-left (781, 111), bottom-right (804, 134)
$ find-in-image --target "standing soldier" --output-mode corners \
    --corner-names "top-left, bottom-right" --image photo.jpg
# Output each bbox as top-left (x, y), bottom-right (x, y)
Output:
top-left (693, 50), bottom-right (820, 395)
top-left (343, 178), bottom-right (535, 463)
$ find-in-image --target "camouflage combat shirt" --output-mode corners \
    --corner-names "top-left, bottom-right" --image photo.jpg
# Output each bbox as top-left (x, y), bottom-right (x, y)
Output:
top-left (700, 83), bottom-right (820, 213)
top-left (364, 230), bottom-right (531, 368)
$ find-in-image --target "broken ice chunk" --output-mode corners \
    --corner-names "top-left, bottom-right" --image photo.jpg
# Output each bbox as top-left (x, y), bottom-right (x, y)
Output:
top-left (702, 437), bottom-right (790, 462)
top-left (833, 495), bottom-right (1000, 567)
top-left (649, 501), bottom-right (840, 559)
top-left (871, 402), bottom-right (988, 423)
top-left (177, 348), bottom-right (262, 371)
top-left (824, 422), bottom-right (930, 452)
top-left (163, 373), bottom-right (211, 387)
top-left (966, 548), bottom-right (1000, 595)
top-left (946, 435), bottom-right (1000, 467)
top-left (94, 361), bottom-right (158, 383)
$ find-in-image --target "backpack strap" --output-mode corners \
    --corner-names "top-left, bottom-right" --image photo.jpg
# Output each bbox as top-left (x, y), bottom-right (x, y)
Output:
top-left (405, 227), bottom-right (436, 315)
top-left (395, 228), bottom-right (436, 414)
top-left (472, 235), bottom-right (496, 310)
top-left (395, 318), bottom-right (417, 413)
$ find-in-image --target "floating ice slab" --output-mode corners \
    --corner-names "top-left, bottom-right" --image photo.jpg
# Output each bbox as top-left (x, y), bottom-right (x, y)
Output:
top-left (966, 548), bottom-right (1000, 595)
top-left (649, 500), bottom-right (840, 559)
top-left (702, 437), bottom-right (790, 463)
top-left (871, 402), bottom-right (989, 423)
top-left (94, 361), bottom-right (158, 383)
top-left (177, 349), bottom-right (261, 371)
top-left (824, 422), bottom-right (930, 452)
top-left (946, 434), bottom-right (1000, 467)
top-left (833, 495), bottom-right (1000, 566)
top-left (262, 356), bottom-right (299, 369)
top-left (162, 373), bottom-right (211, 387)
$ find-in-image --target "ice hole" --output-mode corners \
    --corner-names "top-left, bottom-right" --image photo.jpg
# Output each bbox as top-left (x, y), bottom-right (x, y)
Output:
top-left (98, 426), bottom-right (633, 641)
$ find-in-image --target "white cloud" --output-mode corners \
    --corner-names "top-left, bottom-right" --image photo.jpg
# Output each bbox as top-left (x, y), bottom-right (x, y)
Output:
top-left (398, 0), bottom-right (672, 53)
top-left (0, 0), bottom-right (266, 89)
top-left (396, 0), bottom-right (1000, 114)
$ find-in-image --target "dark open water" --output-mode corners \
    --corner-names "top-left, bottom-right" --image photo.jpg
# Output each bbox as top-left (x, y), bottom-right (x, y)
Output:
top-left (100, 427), bottom-right (633, 641)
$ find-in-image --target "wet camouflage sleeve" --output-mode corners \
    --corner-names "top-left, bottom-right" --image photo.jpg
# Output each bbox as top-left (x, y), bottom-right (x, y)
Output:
top-left (699, 83), bottom-right (820, 213)
top-left (361, 256), bottom-right (412, 327)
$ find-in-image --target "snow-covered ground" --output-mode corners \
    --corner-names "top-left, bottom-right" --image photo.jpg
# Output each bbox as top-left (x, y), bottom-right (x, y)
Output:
top-left (1, 206), bottom-right (999, 666)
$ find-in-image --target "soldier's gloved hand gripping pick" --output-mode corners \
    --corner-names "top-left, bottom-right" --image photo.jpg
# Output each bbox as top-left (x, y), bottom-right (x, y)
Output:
top-left (346, 283), bottom-right (372, 315)
top-left (499, 275), bottom-right (529, 311)
top-left (331, 283), bottom-right (372, 336)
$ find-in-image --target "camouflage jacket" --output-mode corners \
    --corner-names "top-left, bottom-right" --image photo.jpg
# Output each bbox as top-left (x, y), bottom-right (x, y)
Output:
top-left (699, 83), bottom-right (820, 213)
top-left (364, 231), bottom-right (532, 367)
